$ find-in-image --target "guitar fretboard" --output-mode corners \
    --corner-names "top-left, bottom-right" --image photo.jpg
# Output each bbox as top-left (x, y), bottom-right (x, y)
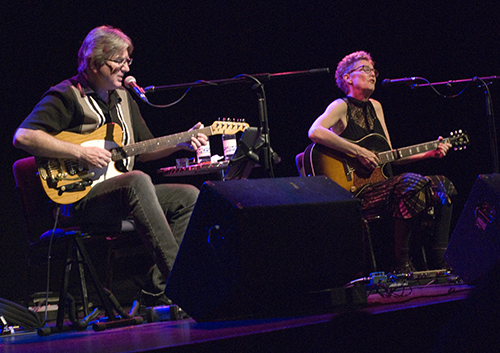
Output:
top-left (378, 139), bottom-right (445, 164)
top-left (112, 126), bottom-right (213, 161)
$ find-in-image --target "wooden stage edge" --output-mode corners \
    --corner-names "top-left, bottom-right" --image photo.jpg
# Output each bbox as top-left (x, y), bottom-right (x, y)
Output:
top-left (0, 282), bottom-right (472, 353)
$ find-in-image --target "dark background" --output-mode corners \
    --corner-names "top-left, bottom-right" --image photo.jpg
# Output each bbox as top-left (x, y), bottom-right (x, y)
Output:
top-left (1, 1), bottom-right (499, 301)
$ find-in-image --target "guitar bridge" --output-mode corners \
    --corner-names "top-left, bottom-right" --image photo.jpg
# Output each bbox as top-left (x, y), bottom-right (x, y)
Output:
top-left (344, 161), bottom-right (354, 182)
top-left (59, 172), bottom-right (95, 181)
top-left (57, 179), bottom-right (93, 196)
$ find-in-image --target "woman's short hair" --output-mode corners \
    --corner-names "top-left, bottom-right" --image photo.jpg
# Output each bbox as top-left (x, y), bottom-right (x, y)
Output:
top-left (335, 51), bottom-right (374, 94)
top-left (78, 25), bottom-right (134, 75)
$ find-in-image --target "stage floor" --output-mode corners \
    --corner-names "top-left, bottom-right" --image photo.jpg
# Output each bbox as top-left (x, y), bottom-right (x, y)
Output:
top-left (0, 280), bottom-right (472, 353)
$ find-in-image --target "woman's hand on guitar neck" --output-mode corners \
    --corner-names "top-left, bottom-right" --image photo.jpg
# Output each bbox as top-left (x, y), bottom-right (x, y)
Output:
top-left (432, 137), bottom-right (452, 159)
top-left (423, 136), bottom-right (452, 160)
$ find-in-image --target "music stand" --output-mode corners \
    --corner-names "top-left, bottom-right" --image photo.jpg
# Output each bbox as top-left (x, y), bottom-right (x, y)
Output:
top-left (223, 127), bottom-right (265, 180)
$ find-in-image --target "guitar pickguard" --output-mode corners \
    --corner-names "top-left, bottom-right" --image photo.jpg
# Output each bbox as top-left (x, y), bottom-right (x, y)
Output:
top-left (303, 134), bottom-right (391, 194)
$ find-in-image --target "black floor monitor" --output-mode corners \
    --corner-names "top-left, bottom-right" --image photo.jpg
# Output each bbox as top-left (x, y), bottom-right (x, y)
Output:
top-left (165, 176), bottom-right (365, 322)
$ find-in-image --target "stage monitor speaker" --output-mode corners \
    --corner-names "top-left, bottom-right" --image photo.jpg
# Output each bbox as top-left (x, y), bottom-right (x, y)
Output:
top-left (165, 176), bottom-right (364, 322)
top-left (445, 174), bottom-right (500, 284)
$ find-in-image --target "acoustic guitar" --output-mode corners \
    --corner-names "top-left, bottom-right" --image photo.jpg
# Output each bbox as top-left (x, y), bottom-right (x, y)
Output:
top-left (303, 130), bottom-right (469, 195)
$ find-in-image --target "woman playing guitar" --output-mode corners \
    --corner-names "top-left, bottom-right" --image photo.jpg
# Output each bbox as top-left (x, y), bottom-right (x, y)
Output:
top-left (307, 51), bottom-right (457, 274)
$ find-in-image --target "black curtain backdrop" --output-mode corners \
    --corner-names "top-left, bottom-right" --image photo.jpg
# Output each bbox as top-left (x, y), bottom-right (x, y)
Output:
top-left (2, 1), bottom-right (499, 301)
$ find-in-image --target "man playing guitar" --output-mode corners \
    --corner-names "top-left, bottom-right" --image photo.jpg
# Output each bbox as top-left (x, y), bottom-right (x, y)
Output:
top-left (13, 25), bottom-right (208, 304)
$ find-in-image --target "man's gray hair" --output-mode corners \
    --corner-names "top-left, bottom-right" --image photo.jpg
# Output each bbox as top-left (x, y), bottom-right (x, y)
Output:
top-left (78, 25), bottom-right (133, 75)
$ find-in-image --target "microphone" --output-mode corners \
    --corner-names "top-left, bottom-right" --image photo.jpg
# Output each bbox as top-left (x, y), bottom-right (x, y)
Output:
top-left (381, 77), bottom-right (419, 87)
top-left (124, 76), bottom-right (148, 102)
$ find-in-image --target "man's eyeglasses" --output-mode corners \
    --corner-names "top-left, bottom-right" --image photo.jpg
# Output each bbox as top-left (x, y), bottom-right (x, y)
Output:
top-left (347, 65), bottom-right (379, 77)
top-left (107, 57), bottom-right (133, 67)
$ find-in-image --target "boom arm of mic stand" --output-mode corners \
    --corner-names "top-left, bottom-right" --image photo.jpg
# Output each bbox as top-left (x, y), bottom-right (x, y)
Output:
top-left (411, 76), bottom-right (500, 88)
top-left (409, 75), bottom-right (500, 173)
top-left (144, 68), bottom-right (330, 93)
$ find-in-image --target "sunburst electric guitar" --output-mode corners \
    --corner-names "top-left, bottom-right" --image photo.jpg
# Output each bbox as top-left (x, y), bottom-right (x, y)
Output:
top-left (36, 120), bottom-right (249, 204)
top-left (303, 130), bottom-right (469, 195)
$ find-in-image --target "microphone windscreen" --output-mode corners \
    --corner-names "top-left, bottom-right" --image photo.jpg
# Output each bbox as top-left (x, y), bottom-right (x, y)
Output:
top-left (124, 76), bottom-right (137, 88)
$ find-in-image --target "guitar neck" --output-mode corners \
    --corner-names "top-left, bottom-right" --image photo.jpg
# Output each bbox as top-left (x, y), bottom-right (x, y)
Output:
top-left (114, 126), bottom-right (213, 161)
top-left (378, 138), bottom-right (446, 163)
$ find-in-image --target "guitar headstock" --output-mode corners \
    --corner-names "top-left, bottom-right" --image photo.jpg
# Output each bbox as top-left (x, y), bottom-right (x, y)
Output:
top-left (448, 129), bottom-right (470, 151)
top-left (211, 119), bottom-right (250, 135)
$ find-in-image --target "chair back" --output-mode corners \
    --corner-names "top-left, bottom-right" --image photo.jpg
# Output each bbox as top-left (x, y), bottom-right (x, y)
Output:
top-left (12, 157), bottom-right (56, 244)
top-left (295, 152), bottom-right (305, 176)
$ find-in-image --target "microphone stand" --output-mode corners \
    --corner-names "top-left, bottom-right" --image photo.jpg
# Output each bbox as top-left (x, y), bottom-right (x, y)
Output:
top-left (411, 76), bottom-right (500, 174)
top-left (252, 77), bottom-right (273, 178)
top-left (144, 68), bottom-right (330, 178)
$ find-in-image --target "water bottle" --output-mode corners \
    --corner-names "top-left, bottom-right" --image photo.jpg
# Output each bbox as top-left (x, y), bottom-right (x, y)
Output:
top-left (222, 134), bottom-right (237, 160)
top-left (196, 140), bottom-right (211, 163)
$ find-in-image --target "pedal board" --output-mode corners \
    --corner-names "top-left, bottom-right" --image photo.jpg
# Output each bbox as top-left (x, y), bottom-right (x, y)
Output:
top-left (367, 269), bottom-right (459, 290)
top-left (410, 269), bottom-right (450, 280)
